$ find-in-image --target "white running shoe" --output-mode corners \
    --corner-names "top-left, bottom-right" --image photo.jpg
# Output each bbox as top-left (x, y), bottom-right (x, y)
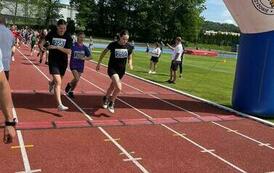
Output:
top-left (107, 101), bottom-right (115, 114)
top-left (102, 96), bottom-right (109, 109)
top-left (58, 104), bottom-right (69, 111)
top-left (151, 71), bottom-right (156, 74)
top-left (148, 70), bottom-right (152, 74)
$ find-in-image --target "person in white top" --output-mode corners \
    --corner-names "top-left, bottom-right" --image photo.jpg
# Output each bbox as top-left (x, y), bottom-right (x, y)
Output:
top-left (0, 16), bottom-right (15, 80)
top-left (148, 42), bottom-right (162, 74)
top-left (0, 48), bottom-right (16, 144)
top-left (166, 37), bottom-right (184, 84)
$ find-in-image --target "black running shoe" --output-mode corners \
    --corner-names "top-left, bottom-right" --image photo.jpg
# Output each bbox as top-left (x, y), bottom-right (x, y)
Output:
top-left (107, 101), bottom-right (115, 113)
top-left (102, 96), bottom-right (109, 109)
top-left (67, 91), bottom-right (75, 99)
top-left (65, 83), bottom-right (72, 93)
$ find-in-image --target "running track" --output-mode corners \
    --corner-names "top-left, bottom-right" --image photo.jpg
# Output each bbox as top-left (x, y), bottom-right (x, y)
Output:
top-left (0, 46), bottom-right (274, 173)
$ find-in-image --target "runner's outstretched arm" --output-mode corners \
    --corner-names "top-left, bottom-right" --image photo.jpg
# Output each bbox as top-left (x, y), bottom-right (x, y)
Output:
top-left (96, 48), bottom-right (109, 71)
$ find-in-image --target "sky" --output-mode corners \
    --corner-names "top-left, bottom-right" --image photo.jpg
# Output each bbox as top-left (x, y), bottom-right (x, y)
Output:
top-left (60, 0), bottom-right (236, 25)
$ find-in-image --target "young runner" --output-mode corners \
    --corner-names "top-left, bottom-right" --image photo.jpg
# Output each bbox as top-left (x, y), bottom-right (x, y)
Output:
top-left (96, 30), bottom-right (133, 113)
top-left (42, 19), bottom-right (73, 111)
top-left (65, 32), bottom-right (92, 98)
top-left (37, 30), bottom-right (48, 64)
top-left (166, 37), bottom-right (184, 84)
top-left (30, 31), bottom-right (37, 56)
top-left (148, 42), bottom-right (162, 74)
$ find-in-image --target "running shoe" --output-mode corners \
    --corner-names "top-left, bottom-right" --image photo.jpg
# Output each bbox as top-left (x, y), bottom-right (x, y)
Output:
top-left (151, 71), bottom-right (156, 74)
top-left (102, 96), bottom-right (109, 109)
top-left (179, 74), bottom-right (182, 78)
top-left (148, 70), bottom-right (152, 74)
top-left (107, 101), bottom-right (115, 113)
top-left (48, 81), bottom-right (55, 94)
top-left (58, 104), bottom-right (69, 111)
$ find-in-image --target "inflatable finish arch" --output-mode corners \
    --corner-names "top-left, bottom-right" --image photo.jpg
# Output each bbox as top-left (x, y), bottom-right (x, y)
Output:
top-left (223, 0), bottom-right (274, 117)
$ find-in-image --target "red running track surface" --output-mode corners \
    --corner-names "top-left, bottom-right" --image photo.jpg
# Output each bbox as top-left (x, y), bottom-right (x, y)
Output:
top-left (0, 46), bottom-right (273, 173)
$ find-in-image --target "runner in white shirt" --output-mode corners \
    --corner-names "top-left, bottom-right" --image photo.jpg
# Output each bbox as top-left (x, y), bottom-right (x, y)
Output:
top-left (166, 37), bottom-right (184, 84)
top-left (0, 16), bottom-right (15, 80)
top-left (0, 48), bottom-right (16, 144)
top-left (148, 42), bottom-right (162, 74)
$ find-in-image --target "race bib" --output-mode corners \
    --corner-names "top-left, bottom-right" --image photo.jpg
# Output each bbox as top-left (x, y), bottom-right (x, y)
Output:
top-left (74, 51), bottom-right (85, 59)
top-left (115, 49), bottom-right (128, 59)
top-left (52, 38), bottom-right (66, 47)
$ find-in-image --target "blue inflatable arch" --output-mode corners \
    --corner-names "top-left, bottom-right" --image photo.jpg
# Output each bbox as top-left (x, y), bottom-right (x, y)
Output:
top-left (224, 0), bottom-right (274, 117)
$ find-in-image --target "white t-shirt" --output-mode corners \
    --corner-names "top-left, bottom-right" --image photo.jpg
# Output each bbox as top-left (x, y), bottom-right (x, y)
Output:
top-left (0, 25), bottom-right (14, 71)
top-left (151, 47), bottom-right (161, 58)
top-left (171, 43), bottom-right (184, 61)
top-left (0, 49), bottom-right (4, 72)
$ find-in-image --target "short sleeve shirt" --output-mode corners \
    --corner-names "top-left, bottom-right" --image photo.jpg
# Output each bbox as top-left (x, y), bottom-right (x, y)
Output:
top-left (45, 31), bottom-right (73, 60)
top-left (171, 43), bottom-right (184, 62)
top-left (107, 41), bottom-right (133, 70)
top-left (70, 42), bottom-right (91, 67)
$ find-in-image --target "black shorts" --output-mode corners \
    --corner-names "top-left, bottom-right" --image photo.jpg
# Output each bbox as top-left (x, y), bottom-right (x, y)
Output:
top-left (170, 61), bottom-right (181, 71)
top-left (108, 68), bottom-right (125, 79)
top-left (150, 56), bottom-right (159, 63)
top-left (48, 58), bottom-right (68, 76)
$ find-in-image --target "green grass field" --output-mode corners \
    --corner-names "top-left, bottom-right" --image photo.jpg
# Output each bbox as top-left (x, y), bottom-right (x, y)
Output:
top-left (92, 49), bottom-right (274, 123)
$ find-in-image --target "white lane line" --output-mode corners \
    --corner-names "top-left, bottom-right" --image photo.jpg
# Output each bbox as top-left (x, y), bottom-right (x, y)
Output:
top-left (86, 61), bottom-right (274, 151)
top-left (13, 108), bottom-right (32, 173)
top-left (16, 169), bottom-right (42, 173)
top-left (213, 122), bottom-right (274, 150)
top-left (17, 49), bottom-right (150, 173)
top-left (77, 69), bottom-right (247, 173)
top-left (161, 124), bottom-right (247, 173)
top-left (99, 127), bottom-right (148, 173)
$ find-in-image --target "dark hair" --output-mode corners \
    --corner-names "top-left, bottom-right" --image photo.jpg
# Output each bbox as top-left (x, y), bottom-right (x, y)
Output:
top-left (77, 32), bottom-right (85, 36)
top-left (57, 19), bottom-right (67, 26)
top-left (155, 42), bottom-right (160, 47)
top-left (119, 30), bottom-right (129, 37)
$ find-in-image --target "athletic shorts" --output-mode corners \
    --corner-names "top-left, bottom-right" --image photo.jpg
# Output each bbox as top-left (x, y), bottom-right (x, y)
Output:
top-left (170, 61), bottom-right (181, 71)
top-left (70, 64), bottom-right (84, 73)
top-left (150, 56), bottom-right (159, 63)
top-left (48, 58), bottom-right (68, 76)
top-left (108, 67), bottom-right (125, 79)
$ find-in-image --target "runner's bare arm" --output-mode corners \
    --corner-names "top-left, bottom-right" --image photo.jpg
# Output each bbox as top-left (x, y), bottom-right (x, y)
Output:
top-left (167, 43), bottom-right (175, 51)
top-left (56, 47), bottom-right (71, 55)
top-left (96, 48), bottom-right (109, 71)
top-left (128, 54), bottom-right (133, 70)
top-left (0, 72), bottom-right (16, 144)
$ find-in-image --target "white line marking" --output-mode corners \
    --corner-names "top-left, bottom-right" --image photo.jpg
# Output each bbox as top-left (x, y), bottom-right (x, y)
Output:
top-left (13, 108), bottom-right (32, 173)
top-left (212, 122), bottom-right (274, 150)
top-left (123, 158), bottom-right (142, 162)
top-left (18, 48), bottom-right (149, 173)
top-left (86, 61), bottom-right (274, 151)
top-left (16, 169), bottom-right (42, 173)
top-left (120, 151), bottom-right (135, 155)
top-left (99, 127), bottom-right (149, 173)
top-left (104, 138), bottom-right (120, 142)
top-left (201, 149), bottom-right (215, 153)
top-left (161, 124), bottom-right (247, 173)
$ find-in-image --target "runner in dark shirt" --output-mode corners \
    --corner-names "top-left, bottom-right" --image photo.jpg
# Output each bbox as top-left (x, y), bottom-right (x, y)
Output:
top-left (96, 30), bottom-right (133, 113)
top-left (41, 19), bottom-right (73, 111)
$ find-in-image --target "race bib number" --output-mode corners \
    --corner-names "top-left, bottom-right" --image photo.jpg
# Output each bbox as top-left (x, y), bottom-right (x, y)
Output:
top-left (74, 51), bottom-right (85, 59)
top-left (52, 38), bottom-right (66, 48)
top-left (115, 49), bottom-right (128, 59)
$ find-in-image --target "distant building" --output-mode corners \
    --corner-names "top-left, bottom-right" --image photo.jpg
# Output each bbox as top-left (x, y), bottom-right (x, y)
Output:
top-left (204, 30), bottom-right (240, 36)
top-left (0, 1), bottom-right (77, 24)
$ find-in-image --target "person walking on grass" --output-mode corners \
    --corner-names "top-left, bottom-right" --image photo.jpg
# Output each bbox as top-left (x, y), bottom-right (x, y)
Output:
top-left (0, 16), bottom-right (14, 81)
top-left (148, 42), bottom-right (162, 74)
top-left (96, 30), bottom-right (134, 113)
top-left (42, 19), bottom-right (73, 111)
top-left (65, 32), bottom-right (92, 98)
top-left (166, 37), bottom-right (184, 84)
top-left (0, 48), bottom-right (16, 144)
